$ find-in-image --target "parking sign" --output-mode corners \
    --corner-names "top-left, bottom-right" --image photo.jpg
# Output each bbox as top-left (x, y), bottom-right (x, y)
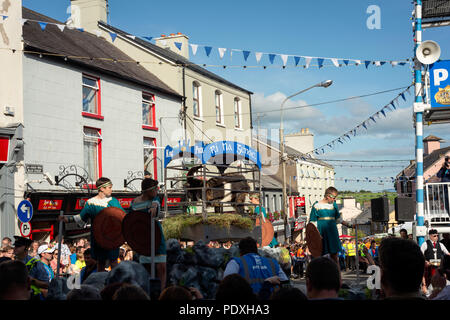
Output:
top-left (430, 60), bottom-right (450, 108)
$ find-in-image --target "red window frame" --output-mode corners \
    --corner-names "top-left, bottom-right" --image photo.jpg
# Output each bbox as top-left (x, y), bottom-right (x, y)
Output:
top-left (83, 126), bottom-right (102, 185)
top-left (82, 74), bottom-right (104, 120)
top-left (143, 137), bottom-right (157, 180)
top-left (0, 136), bottom-right (10, 163)
top-left (142, 92), bottom-right (158, 131)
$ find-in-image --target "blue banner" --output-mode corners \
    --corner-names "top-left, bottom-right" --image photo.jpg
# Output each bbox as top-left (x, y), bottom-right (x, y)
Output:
top-left (430, 60), bottom-right (450, 108)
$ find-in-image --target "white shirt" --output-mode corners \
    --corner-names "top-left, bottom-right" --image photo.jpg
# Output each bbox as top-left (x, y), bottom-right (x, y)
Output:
top-left (420, 241), bottom-right (450, 256)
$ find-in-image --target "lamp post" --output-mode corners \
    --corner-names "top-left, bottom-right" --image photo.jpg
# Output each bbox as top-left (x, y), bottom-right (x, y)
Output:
top-left (280, 80), bottom-right (333, 243)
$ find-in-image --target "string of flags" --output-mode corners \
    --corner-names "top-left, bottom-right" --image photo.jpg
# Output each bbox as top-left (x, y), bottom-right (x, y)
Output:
top-left (12, 16), bottom-right (412, 69)
top-left (304, 84), bottom-right (414, 157)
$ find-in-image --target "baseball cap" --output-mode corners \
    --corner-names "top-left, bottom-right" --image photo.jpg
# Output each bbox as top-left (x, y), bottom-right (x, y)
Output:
top-left (37, 244), bottom-right (56, 255)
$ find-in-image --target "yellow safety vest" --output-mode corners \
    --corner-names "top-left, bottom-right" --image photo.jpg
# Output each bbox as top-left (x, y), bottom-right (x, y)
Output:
top-left (25, 257), bottom-right (41, 296)
top-left (347, 243), bottom-right (356, 256)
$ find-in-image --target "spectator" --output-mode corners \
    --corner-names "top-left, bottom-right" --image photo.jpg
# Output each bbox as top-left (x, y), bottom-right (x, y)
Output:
top-left (437, 156), bottom-right (449, 214)
top-left (37, 244), bottom-right (55, 283)
top-left (0, 260), bottom-right (31, 300)
top-left (80, 248), bottom-right (97, 284)
top-left (66, 284), bottom-right (101, 300)
top-left (294, 244), bottom-right (306, 278)
top-left (112, 283), bottom-right (150, 300)
top-left (420, 229), bottom-right (450, 292)
top-left (55, 237), bottom-right (71, 266)
top-left (379, 237), bottom-right (426, 300)
top-left (358, 240), bottom-right (370, 273)
top-left (344, 239), bottom-right (356, 271)
top-left (74, 247), bottom-right (87, 271)
top-left (1, 237), bottom-right (12, 248)
top-left (338, 242), bottom-right (346, 271)
top-left (159, 285), bottom-right (203, 301)
top-left (144, 170), bottom-right (152, 179)
top-left (369, 240), bottom-right (379, 265)
top-left (431, 255), bottom-right (450, 300)
top-left (29, 241), bottom-right (39, 258)
top-left (13, 236), bottom-right (50, 300)
top-left (270, 286), bottom-right (307, 301)
top-left (215, 274), bottom-right (257, 301)
top-left (305, 257), bottom-right (342, 300)
top-left (400, 228), bottom-right (408, 240)
top-left (100, 282), bottom-right (126, 301)
top-left (0, 245), bottom-right (13, 263)
top-left (69, 243), bottom-right (77, 265)
top-left (441, 233), bottom-right (450, 252)
top-left (223, 237), bottom-right (288, 295)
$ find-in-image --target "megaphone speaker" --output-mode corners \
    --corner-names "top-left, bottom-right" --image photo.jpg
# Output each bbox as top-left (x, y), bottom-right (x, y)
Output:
top-left (416, 40), bottom-right (441, 65)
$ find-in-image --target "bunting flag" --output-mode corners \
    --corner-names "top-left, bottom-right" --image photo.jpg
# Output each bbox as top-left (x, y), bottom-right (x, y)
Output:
top-left (331, 58), bottom-right (340, 67)
top-left (365, 60), bottom-right (371, 69)
top-left (218, 48), bottom-right (227, 59)
top-left (204, 46), bottom-right (212, 57)
top-left (255, 52), bottom-right (263, 63)
top-left (109, 32), bottom-right (117, 43)
top-left (305, 57), bottom-right (312, 69)
top-left (269, 54), bottom-right (276, 64)
top-left (57, 24), bottom-right (65, 32)
top-left (1, 15), bottom-right (8, 21)
top-left (294, 56), bottom-right (301, 66)
top-left (38, 22), bottom-right (47, 31)
top-left (280, 54), bottom-right (289, 67)
top-left (318, 58), bottom-right (324, 68)
top-left (126, 34), bottom-right (136, 40)
top-left (143, 36), bottom-right (153, 41)
top-left (174, 42), bottom-right (182, 51)
top-left (190, 44), bottom-right (198, 56)
top-left (243, 50), bottom-right (251, 61)
top-left (304, 84), bottom-right (413, 157)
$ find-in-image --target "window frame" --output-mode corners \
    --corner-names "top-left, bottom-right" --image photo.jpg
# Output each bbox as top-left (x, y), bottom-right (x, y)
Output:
top-left (83, 126), bottom-right (103, 184)
top-left (193, 82), bottom-right (202, 118)
top-left (215, 90), bottom-right (224, 125)
top-left (234, 97), bottom-right (242, 129)
top-left (143, 137), bottom-right (158, 180)
top-left (142, 92), bottom-right (158, 131)
top-left (82, 74), bottom-right (103, 120)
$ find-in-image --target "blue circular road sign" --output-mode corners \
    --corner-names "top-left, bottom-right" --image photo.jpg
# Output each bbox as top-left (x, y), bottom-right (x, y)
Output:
top-left (17, 200), bottom-right (33, 223)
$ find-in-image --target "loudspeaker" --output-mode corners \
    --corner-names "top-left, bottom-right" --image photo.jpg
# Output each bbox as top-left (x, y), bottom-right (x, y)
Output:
top-left (395, 196), bottom-right (416, 222)
top-left (416, 40), bottom-right (441, 65)
top-left (371, 197), bottom-right (389, 222)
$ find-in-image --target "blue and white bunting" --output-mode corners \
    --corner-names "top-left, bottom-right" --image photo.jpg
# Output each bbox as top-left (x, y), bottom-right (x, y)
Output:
top-left (174, 42), bottom-right (182, 51)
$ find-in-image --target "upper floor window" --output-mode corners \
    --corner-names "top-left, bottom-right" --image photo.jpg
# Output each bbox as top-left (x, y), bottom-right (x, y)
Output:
top-left (215, 90), bottom-right (223, 124)
top-left (83, 127), bottom-right (102, 182)
top-left (82, 75), bottom-right (102, 118)
top-left (143, 137), bottom-right (157, 180)
top-left (193, 82), bottom-right (201, 118)
top-left (234, 98), bottom-right (241, 128)
top-left (142, 92), bottom-right (157, 130)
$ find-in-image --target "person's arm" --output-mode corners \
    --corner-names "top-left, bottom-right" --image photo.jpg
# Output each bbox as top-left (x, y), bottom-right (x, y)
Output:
top-left (308, 203), bottom-right (318, 227)
top-left (436, 166), bottom-right (446, 179)
top-left (440, 243), bottom-right (450, 255)
top-left (223, 259), bottom-right (240, 278)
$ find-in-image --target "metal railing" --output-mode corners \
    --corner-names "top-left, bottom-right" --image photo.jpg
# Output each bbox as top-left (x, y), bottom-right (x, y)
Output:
top-left (424, 182), bottom-right (450, 219)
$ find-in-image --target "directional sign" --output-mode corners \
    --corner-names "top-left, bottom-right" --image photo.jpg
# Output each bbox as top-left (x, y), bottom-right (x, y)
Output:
top-left (20, 222), bottom-right (32, 238)
top-left (17, 200), bottom-right (33, 223)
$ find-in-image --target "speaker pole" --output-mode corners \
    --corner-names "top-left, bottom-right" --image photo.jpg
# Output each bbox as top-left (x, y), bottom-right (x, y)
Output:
top-left (413, 0), bottom-right (425, 246)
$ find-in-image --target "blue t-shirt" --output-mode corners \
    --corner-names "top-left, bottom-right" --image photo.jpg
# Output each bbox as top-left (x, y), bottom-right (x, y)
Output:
top-left (24, 256), bottom-right (50, 283)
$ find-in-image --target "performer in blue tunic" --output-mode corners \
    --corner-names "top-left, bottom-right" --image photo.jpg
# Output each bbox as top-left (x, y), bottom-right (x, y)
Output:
top-left (308, 187), bottom-right (353, 269)
top-left (60, 177), bottom-right (125, 271)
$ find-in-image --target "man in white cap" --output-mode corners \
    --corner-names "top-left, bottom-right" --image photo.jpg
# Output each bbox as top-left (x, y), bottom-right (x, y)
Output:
top-left (37, 244), bottom-right (55, 283)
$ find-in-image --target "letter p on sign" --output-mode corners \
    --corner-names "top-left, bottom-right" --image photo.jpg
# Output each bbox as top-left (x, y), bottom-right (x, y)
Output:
top-left (433, 69), bottom-right (449, 86)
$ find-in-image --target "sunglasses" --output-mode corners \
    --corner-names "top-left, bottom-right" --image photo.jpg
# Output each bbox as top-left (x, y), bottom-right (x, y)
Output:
top-left (327, 194), bottom-right (337, 199)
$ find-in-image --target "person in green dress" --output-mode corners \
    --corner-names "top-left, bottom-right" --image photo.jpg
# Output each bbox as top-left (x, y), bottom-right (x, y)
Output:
top-left (308, 187), bottom-right (353, 270)
top-left (59, 177), bottom-right (125, 272)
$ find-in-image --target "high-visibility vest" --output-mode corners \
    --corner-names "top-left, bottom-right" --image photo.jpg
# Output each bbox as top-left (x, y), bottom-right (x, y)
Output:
top-left (25, 257), bottom-right (42, 296)
top-left (346, 243), bottom-right (356, 256)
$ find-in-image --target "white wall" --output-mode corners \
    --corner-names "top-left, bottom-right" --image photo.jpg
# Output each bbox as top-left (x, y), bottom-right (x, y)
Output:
top-left (22, 55), bottom-right (182, 191)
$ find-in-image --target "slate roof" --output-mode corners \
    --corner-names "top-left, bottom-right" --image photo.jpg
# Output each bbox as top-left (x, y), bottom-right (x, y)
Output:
top-left (22, 7), bottom-right (182, 99)
top-left (97, 21), bottom-right (253, 95)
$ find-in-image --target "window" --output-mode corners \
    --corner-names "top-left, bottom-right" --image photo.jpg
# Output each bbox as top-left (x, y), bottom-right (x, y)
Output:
top-left (82, 75), bottom-right (102, 119)
top-left (193, 82), bottom-right (201, 118)
top-left (215, 90), bottom-right (223, 124)
top-left (83, 127), bottom-right (102, 182)
top-left (142, 92), bottom-right (157, 130)
top-left (143, 137), bottom-right (157, 180)
top-left (234, 98), bottom-right (241, 128)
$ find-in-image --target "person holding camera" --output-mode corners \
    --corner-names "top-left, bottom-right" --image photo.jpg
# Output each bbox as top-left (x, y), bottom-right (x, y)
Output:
top-left (437, 156), bottom-right (450, 215)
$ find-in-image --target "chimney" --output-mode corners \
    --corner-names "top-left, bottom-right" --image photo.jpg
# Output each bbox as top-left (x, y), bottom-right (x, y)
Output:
top-left (154, 33), bottom-right (190, 59)
top-left (284, 128), bottom-right (314, 155)
top-left (423, 135), bottom-right (442, 156)
top-left (69, 0), bottom-right (107, 33)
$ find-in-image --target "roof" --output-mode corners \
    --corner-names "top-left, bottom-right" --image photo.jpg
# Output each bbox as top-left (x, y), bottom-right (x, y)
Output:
top-left (397, 146), bottom-right (450, 178)
top-left (97, 21), bottom-right (253, 95)
top-left (260, 174), bottom-right (283, 190)
top-left (22, 7), bottom-right (182, 99)
top-left (423, 135), bottom-right (443, 141)
top-left (252, 135), bottom-right (334, 169)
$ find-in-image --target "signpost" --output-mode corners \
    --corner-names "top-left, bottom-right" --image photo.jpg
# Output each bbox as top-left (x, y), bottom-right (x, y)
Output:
top-left (17, 199), bottom-right (33, 223)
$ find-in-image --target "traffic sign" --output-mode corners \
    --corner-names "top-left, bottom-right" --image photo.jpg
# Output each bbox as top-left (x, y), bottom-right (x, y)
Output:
top-left (20, 222), bottom-right (32, 238)
top-left (17, 200), bottom-right (33, 223)
top-left (430, 60), bottom-right (450, 108)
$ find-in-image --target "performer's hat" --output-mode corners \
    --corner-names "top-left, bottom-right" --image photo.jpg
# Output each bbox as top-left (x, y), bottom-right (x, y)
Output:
top-left (37, 244), bottom-right (55, 255)
top-left (429, 229), bottom-right (438, 235)
top-left (13, 236), bottom-right (33, 248)
top-left (92, 207), bottom-right (126, 250)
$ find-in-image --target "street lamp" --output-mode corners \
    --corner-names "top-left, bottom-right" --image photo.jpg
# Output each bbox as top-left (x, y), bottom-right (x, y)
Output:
top-left (280, 80), bottom-right (333, 243)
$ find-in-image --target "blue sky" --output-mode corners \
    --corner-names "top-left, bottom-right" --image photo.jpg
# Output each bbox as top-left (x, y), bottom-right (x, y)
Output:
top-left (22, 0), bottom-right (450, 192)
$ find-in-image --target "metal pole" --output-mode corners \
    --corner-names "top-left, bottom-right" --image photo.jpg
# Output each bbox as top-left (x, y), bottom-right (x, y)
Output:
top-left (56, 210), bottom-right (64, 278)
top-left (414, 0), bottom-right (425, 246)
top-left (355, 219), bottom-right (359, 284)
